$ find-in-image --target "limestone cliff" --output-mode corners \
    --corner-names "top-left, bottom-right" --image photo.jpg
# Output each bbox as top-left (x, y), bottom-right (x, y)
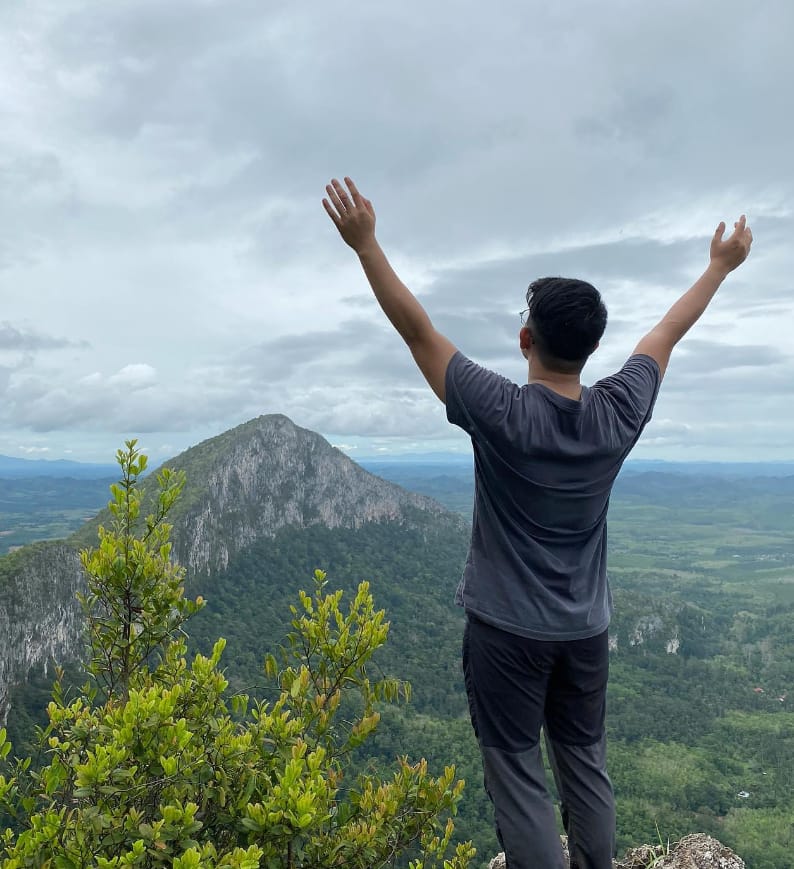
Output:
top-left (0, 542), bottom-right (84, 724)
top-left (160, 415), bottom-right (453, 580)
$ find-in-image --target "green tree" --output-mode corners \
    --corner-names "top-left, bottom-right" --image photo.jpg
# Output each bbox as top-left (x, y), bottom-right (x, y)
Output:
top-left (0, 441), bottom-right (474, 869)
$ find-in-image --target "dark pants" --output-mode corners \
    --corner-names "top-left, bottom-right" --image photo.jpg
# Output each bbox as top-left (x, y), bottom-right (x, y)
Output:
top-left (462, 615), bottom-right (615, 869)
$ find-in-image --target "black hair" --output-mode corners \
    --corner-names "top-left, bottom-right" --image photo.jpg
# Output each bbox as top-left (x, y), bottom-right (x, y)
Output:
top-left (525, 277), bottom-right (608, 374)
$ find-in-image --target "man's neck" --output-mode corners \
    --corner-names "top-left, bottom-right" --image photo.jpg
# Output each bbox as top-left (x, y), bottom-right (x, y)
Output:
top-left (527, 365), bottom-right (583, 401)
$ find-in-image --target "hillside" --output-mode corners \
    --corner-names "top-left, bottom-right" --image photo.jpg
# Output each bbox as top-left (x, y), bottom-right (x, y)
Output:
top-left (361, 461), bottom-right (794, 867)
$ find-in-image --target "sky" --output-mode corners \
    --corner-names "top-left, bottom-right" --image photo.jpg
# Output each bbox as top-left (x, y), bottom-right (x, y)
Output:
top-left (0, 0), bottom-right (793, 464)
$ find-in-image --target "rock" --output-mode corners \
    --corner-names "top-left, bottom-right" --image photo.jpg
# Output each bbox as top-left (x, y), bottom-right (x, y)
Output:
top-left (489, 833), bottom-right (744, 869)
top-left (619, 842), bottom-right (664, 868)
top-left (619, 834), bottom-right (745, 869)
top-left (488, 837), bottom-right (570, 868)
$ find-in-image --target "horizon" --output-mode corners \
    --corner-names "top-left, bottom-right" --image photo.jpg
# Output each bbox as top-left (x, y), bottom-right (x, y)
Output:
top-left (4, 439), bottom-right (794, 473)
top-left (5, 412), bottom-right (794, 466)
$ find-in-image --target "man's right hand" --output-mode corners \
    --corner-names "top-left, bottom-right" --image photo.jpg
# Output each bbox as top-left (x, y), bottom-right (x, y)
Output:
top-left (710, 215), bottom-right (753, 275)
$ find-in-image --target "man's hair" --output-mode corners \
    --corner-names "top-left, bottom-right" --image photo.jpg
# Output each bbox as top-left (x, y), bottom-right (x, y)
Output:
top-left (525, 277), bottom-right (608, 374)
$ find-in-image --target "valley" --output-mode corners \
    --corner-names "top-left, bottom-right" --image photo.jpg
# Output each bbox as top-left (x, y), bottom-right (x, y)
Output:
top-left (364, 460), bottom-right (794, 866)
top-left (0, 425), bottom-right (792, 868)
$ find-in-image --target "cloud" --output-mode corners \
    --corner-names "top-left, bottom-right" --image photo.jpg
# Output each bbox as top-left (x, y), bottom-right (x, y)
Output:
top-left (667, 339), bottom-right (789, 376)
top-left (0, 323), bottom-right (86, 352)
top-left (108, 363), bottom-right (157, 389)
top-left (0, 0), bottom-right (792, 460)
top-left (0, 359), bottom-right (258, 434)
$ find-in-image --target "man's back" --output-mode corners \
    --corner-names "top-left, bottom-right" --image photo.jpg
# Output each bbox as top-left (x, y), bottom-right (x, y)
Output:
top-left (445, 351), bottom-right (661, 640)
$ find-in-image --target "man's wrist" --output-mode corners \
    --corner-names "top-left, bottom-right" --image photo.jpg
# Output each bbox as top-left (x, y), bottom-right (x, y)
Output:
top-left (356, 238), bottom-right (380, 259)
top-left (706, 260), bottom-right (731, 281)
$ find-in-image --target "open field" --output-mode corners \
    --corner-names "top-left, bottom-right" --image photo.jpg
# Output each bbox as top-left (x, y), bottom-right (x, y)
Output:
top-left (0, 477), bottom-right (114, 554)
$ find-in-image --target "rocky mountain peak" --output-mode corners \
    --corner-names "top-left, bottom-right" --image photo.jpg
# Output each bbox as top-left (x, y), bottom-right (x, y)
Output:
top-left (160, 414), bottom-right (456, 578)
top-left (0, 413), bottom-right (461, 720)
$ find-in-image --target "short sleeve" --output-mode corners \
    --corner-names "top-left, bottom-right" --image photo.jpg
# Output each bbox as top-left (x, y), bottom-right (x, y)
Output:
top-left (592, 354), bottom-right (661, 434)
top-left (445, 351), bottom-right (518, 436)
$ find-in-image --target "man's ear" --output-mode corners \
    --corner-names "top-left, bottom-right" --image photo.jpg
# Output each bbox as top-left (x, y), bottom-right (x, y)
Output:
top-left (519, 326), bottom-right (532, 359)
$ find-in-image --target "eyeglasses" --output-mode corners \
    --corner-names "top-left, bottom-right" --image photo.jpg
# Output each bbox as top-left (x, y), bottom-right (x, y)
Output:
top-left (519, 308), bottom-right (529, 326)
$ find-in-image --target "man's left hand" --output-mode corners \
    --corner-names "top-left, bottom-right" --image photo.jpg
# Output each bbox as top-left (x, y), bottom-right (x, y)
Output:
top-left (323, 177), bottom-right (377, 254)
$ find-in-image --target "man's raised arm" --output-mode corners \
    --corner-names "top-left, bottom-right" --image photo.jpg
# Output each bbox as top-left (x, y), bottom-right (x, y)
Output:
top-left (633, 215), bottom-right (753, 377)
top-left (323, 176), bottom-right (457, 402)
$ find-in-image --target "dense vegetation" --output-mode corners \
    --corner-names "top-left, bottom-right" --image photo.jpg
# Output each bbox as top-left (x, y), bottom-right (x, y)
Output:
top-left (3, 459), bottom-right (794, 867)
top-left (0, 445), bottom-right (472, 868)
top-left (366, 463), bottom-right (794, 868)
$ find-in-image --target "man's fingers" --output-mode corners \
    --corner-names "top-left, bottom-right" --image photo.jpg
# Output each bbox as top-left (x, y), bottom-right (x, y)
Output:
top-left (326, 182), bottom-right (347, 216)
top-left (331, 178), bottom-right (353, 212)
top-left (326, 182), bottom-right (346, 212)
top-left (345, 176), bottom-right (365, 208)
top-left (713, 221), bottom-right (726, 242)
top-left (325, 176), bottom-right (375, 236)
top-left (322, 198), bottom-right (342, 227)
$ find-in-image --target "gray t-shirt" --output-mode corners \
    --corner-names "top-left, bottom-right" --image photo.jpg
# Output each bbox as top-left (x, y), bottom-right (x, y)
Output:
top-left (445, 351), bottom-right (661, 640)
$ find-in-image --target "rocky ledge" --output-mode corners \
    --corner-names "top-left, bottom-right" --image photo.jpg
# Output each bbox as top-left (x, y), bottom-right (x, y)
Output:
top-left (489, 833), bottom-right (744, 868)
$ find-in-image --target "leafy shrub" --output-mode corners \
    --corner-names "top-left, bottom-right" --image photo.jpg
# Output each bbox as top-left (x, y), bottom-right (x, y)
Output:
top-left (0, 441), bottom-right (473, 869)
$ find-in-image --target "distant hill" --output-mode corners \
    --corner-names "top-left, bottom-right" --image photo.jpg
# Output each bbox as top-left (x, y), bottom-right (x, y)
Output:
top-left (3, 447), bottom-right (792, 481)
top-left (0, 454), bottom-right (118, 479)
top-left (361, 455), bottom-right (794, 479)
top-left (622, 459), bottom-right (794, 478)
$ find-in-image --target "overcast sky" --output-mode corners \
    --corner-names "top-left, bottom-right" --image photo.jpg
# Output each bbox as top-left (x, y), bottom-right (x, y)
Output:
top-left (1, 0), bottom-right (792, 464)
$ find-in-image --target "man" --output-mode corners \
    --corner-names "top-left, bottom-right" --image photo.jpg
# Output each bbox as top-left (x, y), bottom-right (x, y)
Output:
top-left (323, 177), bottom-right (752, 869)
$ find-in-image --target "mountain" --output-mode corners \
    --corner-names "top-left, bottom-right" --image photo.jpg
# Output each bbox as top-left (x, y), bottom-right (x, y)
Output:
top-left (1, 414), bottom-right (468, 723)
top-left (162, 414), bottom-right (454, 579)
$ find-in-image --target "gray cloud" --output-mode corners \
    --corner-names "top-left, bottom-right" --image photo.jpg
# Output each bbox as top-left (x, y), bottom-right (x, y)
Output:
top-left (0, 0), bottom-right (792, 460)
top-left (669, 339), bottom-right (789, 375)
top-left (0, 322), bottom-right (86, 352)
